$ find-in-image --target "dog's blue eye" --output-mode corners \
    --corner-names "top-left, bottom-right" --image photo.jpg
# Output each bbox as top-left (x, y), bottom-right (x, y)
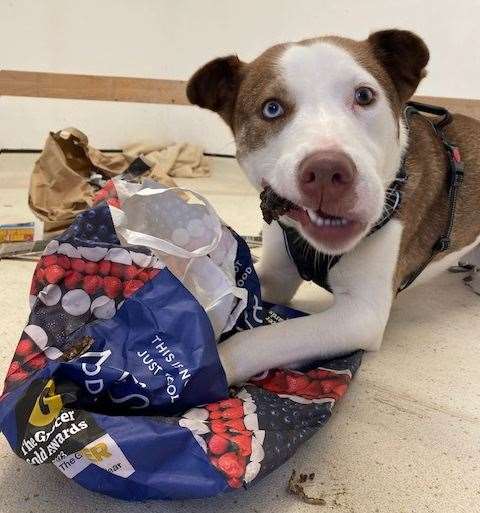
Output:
top-left (262, 100), bottom-right (284, 119)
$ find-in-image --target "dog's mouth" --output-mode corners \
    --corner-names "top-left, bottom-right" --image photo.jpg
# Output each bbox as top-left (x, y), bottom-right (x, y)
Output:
top-left (287, 207), bottom-right (364, 247)
top-left (260, 185), bottom-right (365, 250)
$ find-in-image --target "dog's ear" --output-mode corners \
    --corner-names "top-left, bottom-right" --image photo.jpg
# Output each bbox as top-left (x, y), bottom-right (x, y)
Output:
top-left (187, 55), bottom-right (246, 126)
top-left (368, 29), bottom-right (429, 103)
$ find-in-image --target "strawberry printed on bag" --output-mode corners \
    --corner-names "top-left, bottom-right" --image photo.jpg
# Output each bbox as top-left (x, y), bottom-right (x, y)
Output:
top-left (179, 389), bottom-right (264, 488)
top-left (10, 230), bottom-right (165, 395)
top-left (2, 334), bottom-right (48, 392)
top-left (250, 367), bottom-right (352, 404)
top-left (30, 241), bottom-right (165, 320)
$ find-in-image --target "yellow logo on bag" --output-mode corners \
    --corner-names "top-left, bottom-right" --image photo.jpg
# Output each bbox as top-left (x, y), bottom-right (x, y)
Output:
top-left (29, 379), bottom-right (63, 427)
top-left (82, 443), bottom-right (112, 462)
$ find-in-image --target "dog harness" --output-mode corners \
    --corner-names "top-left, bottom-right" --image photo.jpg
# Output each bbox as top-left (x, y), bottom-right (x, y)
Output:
top-left (279, 101), bottom-right (465, 293)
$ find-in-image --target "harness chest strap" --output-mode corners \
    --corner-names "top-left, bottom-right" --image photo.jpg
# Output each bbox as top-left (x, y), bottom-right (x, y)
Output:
top-left (279, 101), bottom-right (464, 293)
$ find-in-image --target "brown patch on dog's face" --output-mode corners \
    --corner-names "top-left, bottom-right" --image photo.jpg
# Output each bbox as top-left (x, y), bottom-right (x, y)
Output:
top-left (233, 44), bottom-right (294, 153)
top-left (187, 44), bottom-right (295, 153)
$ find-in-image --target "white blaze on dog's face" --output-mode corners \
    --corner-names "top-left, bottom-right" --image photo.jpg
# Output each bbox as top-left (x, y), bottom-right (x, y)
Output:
top-left (188, 30), bottom-right (429, 254)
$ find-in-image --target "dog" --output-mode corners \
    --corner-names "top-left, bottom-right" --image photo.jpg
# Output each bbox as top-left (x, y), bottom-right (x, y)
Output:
top-left (187, 29), bottom-right (480, 385)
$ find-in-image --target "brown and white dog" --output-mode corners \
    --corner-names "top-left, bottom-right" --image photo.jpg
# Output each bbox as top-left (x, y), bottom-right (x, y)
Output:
top-left (187, 29), bottom-right (480, 385)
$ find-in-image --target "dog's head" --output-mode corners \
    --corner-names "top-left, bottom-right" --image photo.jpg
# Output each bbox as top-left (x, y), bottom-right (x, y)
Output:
top-left (187, 30), bottom-right (429, 254)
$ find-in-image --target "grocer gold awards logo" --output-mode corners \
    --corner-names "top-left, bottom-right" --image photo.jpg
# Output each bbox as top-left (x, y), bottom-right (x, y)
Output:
top-left (28, 379), bottom-right (63, 427)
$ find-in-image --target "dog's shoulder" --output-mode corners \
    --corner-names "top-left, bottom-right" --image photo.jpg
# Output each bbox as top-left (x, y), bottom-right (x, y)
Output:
top-left (394, 109), bottom-right (480, 288)
top-left (446, 113), bottom-right (480, 162)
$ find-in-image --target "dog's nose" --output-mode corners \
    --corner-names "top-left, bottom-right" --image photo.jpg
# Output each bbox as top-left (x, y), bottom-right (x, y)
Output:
top-left (298, 150), bottom-right (356, 201)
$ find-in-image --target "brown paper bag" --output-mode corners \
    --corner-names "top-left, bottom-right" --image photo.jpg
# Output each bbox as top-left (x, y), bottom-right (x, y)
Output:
top-left (29, 128), bottom-right (204, 235)
top-left (29, 128), bottom-right (131, 234)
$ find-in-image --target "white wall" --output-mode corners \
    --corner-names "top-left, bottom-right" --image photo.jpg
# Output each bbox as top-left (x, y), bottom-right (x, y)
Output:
top-left (1, 0), bottom-right (480, 152)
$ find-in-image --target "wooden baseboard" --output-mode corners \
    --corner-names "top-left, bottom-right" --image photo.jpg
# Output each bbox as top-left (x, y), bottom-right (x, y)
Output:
top-left (1, 70), bottom-right (480, 120)
top-left (0, 70), bottom-right (189, 105)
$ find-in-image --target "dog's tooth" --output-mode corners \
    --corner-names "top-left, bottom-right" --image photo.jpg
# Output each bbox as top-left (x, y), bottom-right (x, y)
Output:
top-left (307, 209), bottom-right (317, 223)
top-left (308, 209), bottom-right (325, 226)
top-left (308, 213), bottom-right (350, 227)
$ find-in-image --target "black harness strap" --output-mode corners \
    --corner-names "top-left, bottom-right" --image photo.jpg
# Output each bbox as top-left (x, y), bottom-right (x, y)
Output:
top-left (368, 165), bottom-right (406, 236)
top-left (398, 102), bottom-right (464, 291)
top-left (280, 225), bottom-right (340, 291)
top-left (279, 101), bottom-right (465, 293)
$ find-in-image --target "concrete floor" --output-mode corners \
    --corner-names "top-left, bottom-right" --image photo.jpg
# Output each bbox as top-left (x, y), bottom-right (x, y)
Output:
top-left (0, 154), bottom-right (479, 513)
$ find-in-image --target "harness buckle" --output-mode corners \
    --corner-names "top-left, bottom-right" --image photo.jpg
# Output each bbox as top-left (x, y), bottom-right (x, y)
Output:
top-left (434, 236), bottom-right (450, 252)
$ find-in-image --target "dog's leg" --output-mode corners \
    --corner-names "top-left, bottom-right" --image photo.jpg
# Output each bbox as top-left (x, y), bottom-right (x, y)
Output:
top-left (219, 220), bottom-right (403, 384)
top-left (256, 221), bottom-right (302, 304)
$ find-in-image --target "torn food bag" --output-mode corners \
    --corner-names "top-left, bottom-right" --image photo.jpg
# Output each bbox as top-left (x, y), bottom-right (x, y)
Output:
top-left (0, 166), bottom-right (362, 500)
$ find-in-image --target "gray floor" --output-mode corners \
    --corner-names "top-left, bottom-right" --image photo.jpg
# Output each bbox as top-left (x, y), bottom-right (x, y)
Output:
top-left (0, 154), bottom-right (479, 513)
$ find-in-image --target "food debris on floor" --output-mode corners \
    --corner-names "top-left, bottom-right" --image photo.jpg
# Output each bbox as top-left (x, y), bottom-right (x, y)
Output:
top-left (287, 470), bottom-right (349, 507)
top-left (287, 470), bottom-right (326, 506)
